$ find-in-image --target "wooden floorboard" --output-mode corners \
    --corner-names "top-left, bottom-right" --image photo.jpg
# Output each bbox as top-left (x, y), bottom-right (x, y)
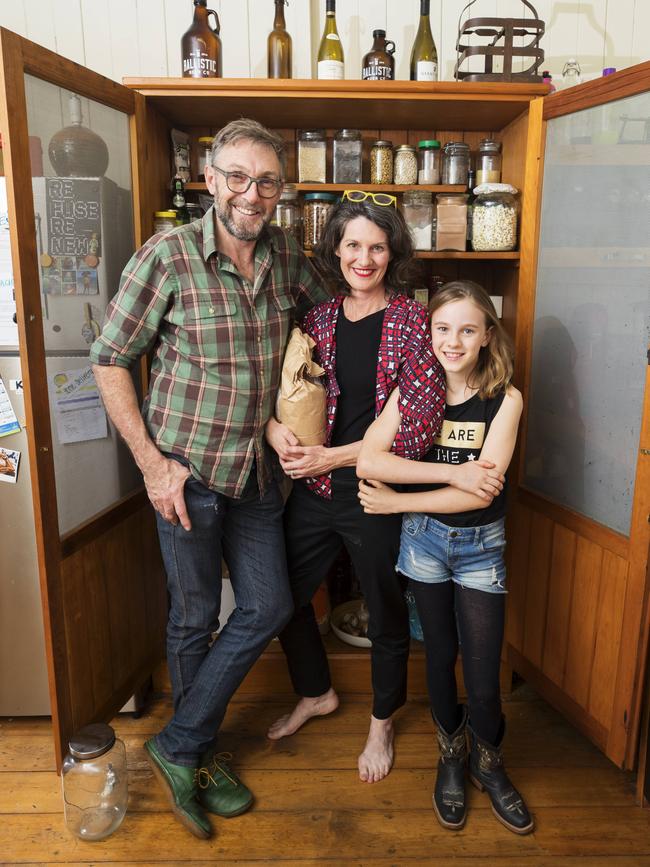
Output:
top-left (1, 685), bottom-right (649, 864)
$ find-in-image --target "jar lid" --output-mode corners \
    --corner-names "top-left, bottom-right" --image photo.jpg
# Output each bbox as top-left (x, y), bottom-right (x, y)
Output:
top-left (418, 140), bottom-right (440, 149)
top-left (443, 141), bottom-right (470, 153)
top-left (280, 183), bottom-right (298, 200)
top-left (155, 210), bottom-right (178, 218)
top-left (395, 145), bottom-right (416, 153)
top-left (478, 138), bottom-right (502, 153)
top-left (300, 129), bottom-right (326, 140)
top-left (335, 129), bottom-right (362, 140)
top-left (198, 136), bottom-right (213, 144)
top-left (373, 140), bottom-right (393, 147)
top-left (304, 192), bottom-right (338, 202)
top-left (68, 723), bottom-right (116, 760)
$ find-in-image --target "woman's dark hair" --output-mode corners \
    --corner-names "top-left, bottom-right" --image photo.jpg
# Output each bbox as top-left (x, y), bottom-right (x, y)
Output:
top-left (314, 200), bottom-right (418, 294)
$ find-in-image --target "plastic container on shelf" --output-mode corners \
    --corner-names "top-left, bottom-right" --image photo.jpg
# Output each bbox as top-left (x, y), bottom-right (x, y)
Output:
top-left (62, 724), bottom-right (128, 841)
top-left (476, 138), bottom-right (502, 185)
top-left (298, 129), bottom-right (327, 183)
top-left (370, 140), bottom-right (393, 184)
top-left (153, 211), bottom-right (178, 233)
top-left (417, 139), bottom-right (441, 184)
top-left (393, 144), bottom-right (418, 185)
top-left (402, 189), bottom-right (433, 251)
top-left (303, 192), bottom-right (338, 250)
top-left (333, 129), bottom-right (362, 184)
top-left (441, 141), bottom-right (470, 185)
top-left (471, 183), bottom-right (518, 252)
top-left (273, 183), bottom-right (302, 246)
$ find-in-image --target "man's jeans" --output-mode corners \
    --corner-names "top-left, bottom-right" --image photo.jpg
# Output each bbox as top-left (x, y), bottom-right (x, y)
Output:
top-left (154, 467), bottom-right (293, 766)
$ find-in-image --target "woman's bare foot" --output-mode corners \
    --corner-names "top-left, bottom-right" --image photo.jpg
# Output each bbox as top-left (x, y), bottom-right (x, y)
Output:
top-left (358, 715), bottom-right (394, 783)
top-left (267, 688), bottom-right (339, 740)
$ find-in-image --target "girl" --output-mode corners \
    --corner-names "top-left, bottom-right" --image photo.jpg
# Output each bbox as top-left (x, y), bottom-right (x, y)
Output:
top-left (356, 280), bottom-right (532, 833)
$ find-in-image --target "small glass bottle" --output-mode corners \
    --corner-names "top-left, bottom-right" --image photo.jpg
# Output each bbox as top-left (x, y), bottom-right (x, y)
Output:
top-left (441, 141), bottom-right (470, 185)
top-left (273, 183), bottom-right (303, 246)
top-left (370, 140), bottom-right (393, 184)
top-left (303, 192), bottom-right (338, 250)
top-left (333, 129), bottom-right (362, 184)
top-left (402, 190), bottom-right (433, 251)
top-left (476, 139), bottom-right (502, 185)
top-left (298, 130), bottom-right (327, 183)
top-left (394, 145), bottom-right (418, 185)
top-left (561, 58), bottom-right (582, 89)
top-left (417, 140), bottom-right (441, 184)
top-left (62, 724), bottom-right (128, 841)
top-left (197, 136), bottom-right (213, 181)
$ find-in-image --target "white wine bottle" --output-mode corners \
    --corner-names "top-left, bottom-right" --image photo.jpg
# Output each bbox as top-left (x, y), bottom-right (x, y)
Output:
top-left (410, 0), bottom-right (438, 82)
top-left (317, 0), bottom-right (344, 80)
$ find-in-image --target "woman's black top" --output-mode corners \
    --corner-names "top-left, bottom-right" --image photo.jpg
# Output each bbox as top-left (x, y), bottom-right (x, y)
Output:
top-left (331, 305), bottom-right (385, 480)
top-left (414, 390), bottom-right (507, 527)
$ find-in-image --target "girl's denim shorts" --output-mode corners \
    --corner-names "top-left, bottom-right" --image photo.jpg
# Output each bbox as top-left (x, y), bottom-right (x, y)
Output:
top-left (396, 514), bottom-right (507, 594)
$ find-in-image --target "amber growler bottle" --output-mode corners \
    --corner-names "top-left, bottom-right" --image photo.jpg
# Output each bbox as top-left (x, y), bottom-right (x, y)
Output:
top-left (181, 0), bottom-right (222, 78)
top-left (362, 30), bottom-right (395, 81)
top-left (268, 0), bottom-right (292, 78)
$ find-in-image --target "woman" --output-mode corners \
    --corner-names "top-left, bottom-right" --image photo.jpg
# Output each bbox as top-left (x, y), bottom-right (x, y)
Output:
top-left (265, 198), bottom-right (503, 783)
top-left (357, 280), bottom-right (532, 832)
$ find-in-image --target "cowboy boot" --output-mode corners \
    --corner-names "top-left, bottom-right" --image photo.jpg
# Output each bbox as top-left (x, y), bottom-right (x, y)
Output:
top-left (468, 718), bottom-right (534, 835)
top-left (432, 706), bottom-right (468, 830)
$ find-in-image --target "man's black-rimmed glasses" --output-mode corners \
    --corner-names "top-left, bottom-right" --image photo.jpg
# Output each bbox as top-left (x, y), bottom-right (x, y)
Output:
top-left (212, 166), bottom-right (282, 198)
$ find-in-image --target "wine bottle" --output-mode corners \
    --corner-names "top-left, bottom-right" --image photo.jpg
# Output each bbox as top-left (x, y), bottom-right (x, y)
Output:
top-left (410, 0), bottom-right (438, 82)
top-left (268, 0), bottom-right (292, 79)
top-left (317, 0), bottom-right (344, 80)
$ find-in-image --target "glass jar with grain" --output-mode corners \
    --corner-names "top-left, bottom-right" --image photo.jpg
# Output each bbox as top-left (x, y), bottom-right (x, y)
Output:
top-left (303, 192), bottom-right (338, 250)
top-left (370, 140), bottom-right (393, 184)
top-left (298, 129), bottom-right (327, 183)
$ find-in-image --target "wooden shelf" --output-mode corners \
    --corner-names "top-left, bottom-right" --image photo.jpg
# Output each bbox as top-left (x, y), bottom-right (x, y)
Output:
top-left (186, 182), bottom-right (468, 193)
top-left (303, 249), bottom-right (519, 260)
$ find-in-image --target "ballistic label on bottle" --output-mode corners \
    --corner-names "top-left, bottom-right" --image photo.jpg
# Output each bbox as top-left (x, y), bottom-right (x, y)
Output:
top-left (363, 65), bottom-right (393, 81)
top-left (318, 60), bottom-right (344, 80)
top-left (416, 60), bottom-right (437, 81)
top-left (183, 52), bottom-right (218, 77)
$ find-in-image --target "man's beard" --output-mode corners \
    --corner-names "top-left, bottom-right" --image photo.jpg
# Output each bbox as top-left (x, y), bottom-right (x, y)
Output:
top-left (215, 194), bottom-right (269, 242)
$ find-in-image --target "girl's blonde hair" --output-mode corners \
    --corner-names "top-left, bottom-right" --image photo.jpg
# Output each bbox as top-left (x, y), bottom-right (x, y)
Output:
top-left (429, 280), bottom-right (514, 399)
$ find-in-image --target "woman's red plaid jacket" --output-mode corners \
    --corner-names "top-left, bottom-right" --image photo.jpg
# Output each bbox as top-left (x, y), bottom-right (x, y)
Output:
top-left (301, 293), bottom-right (446, 499)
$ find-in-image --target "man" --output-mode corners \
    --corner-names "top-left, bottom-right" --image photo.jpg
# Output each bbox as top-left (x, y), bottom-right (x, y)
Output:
top-left (90, 119), bottom-right (329, 839)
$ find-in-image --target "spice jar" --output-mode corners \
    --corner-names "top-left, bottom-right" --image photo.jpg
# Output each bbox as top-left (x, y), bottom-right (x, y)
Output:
top-left (62, 724), bottom-right (128, 841)
top-left (370, 140), bottom-right (393, 184)
top-left (303, 192), bottom-right (337, 250)
top-left (436, 193), bottom-right (468, 252)
top-left (418, 140), bottom-right (441, 185)
top-left (298, 129), bottom-right (327, 183)
top-left (197, 136), bottom-right (213, 181)
top-left (273, 183), bottom-right (303, 246)
top-left (333, 129), bottom-right (363, 184)
top-left (476, 138), bottom-right (502, 185)
top-left (402, 190), bottom-right (433, 251)
top-left (394, 145), bottom-right (418, 185)
top-left (441, 141), bottom-right (470, 185)
top-left (471, 183), bottom-right (518, 251)
top-left (153, 211), bottom-right (178, 234)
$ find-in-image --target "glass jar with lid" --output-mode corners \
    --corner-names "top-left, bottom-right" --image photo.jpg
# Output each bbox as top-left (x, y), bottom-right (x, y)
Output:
top-left (298, 129), bottom-right (327, 183)
top-left (62, 723), bottom-right (128, 841)
top-left (333, 129), bottom-right (363, 184)
top-left (153, 211), bottom-right (177, 234)
top-left (476, 138), bottom-right (502, 185)
top-left (471, 183), bottom-right (518, 252)
top-left (402, 189), bottom-right (433, 251)
top-left (370, 140), bottom-right (393, 184)
top-left (197, 136), bottom-right (213, 181)
top-left (441, 141), bottom-right (470, 185)
top-left (273, 183), bottom-right (303, 246)
top-left (394, 145), bottom-right (418, 185)
top-left (418, 140), bottom-right (441, 184)
top-left (303, 192), bottom-right (338, 250)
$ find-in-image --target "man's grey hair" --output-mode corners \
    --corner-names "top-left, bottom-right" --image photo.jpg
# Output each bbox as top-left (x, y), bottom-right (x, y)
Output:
top-left (210, 118), bottom-right (287, 178)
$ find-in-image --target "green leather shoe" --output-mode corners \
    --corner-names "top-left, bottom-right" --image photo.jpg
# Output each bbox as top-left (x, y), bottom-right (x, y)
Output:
top-left (144, 739), bottom-right (212, 839)
top-left (196, 750), bottom-right (254, 817)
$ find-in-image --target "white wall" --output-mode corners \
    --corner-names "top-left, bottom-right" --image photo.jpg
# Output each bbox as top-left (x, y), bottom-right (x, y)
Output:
top-left (0, 1), bottom-right (647, 85)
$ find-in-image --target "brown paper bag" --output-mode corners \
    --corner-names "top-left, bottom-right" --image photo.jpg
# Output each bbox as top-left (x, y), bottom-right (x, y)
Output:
top-left (276, 327), bottom-right (327, 446)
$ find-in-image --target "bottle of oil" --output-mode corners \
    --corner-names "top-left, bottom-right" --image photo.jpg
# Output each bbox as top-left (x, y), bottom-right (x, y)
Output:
top-left (268, 0), bottom-right (292, 78)
top-left (362, 30), bottom-right (395, 81)
top-left (317, 0), bottom-right (344, 80)
top-left (181, 0), bottom-right (222, 79)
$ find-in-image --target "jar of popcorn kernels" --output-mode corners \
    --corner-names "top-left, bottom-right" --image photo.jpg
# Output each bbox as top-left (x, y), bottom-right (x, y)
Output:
top-left (471, 184), bottom-right (518, 252)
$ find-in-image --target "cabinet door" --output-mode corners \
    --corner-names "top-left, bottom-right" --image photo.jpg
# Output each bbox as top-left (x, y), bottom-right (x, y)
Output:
top-left (0, 28), bottom-right (166, 768)
top-left (507, 65), bottom-right (650, 769)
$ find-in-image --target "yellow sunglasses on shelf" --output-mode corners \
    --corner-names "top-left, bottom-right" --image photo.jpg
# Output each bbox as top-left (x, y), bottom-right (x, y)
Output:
top-left (342, 189), bottom-right (397, 207)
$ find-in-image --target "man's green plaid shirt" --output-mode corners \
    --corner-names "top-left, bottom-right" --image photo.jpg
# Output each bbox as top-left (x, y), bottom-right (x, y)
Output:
top-left (90, 207), bottom-right (329, 496)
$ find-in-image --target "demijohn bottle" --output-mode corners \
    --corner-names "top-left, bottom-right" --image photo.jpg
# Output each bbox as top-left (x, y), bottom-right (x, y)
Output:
top-left (181, 0), bottom-right (222, 79)
top-left (362, 30), bottom-right (395, 81)
top-left (317, 0), bottom-right (344, 80)
top-left (410, 0), bottom-right (438, 81)
top-left (268, 0), bottom-right (292, 78)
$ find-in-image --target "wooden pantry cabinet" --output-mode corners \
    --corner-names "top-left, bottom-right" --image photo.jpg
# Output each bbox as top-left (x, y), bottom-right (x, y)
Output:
top-left (1, 27), bottom-right (649, 786)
